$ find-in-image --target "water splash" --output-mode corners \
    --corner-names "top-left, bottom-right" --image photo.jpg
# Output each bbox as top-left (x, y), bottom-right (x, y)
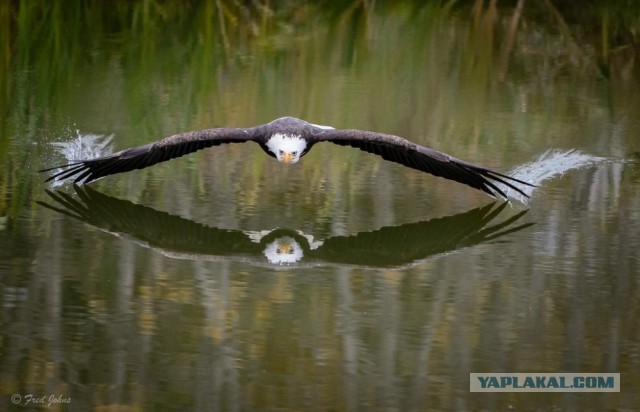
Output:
top-left (501, 149), bottom-right (610, 204)
top-left (48, 131), bottom-right (113, 186)
top-left (51, 130), bottom-right (113, 161)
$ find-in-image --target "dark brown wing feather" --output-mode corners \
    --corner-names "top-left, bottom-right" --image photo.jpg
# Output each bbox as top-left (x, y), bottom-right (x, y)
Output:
top-left (314, 129), bottom-right (534, 199)
top-left (41, 127), bottom-right (261, 183)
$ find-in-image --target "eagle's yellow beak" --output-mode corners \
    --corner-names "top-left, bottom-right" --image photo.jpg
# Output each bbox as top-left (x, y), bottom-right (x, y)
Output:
top-left (282, 152), bottom-right (293, 165)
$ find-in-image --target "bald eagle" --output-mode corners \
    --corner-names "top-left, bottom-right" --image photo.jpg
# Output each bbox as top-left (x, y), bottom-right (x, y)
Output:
top-left (41, 116), bottom-right (532, 199)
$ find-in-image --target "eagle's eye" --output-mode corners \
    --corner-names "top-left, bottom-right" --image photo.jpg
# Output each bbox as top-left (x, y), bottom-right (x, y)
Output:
top-left (291, 151), bottom-right (297, 156)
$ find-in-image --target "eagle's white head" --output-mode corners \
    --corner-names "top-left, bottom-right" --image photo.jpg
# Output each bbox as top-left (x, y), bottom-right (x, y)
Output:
top-left (265, 133), bottom-right (307, 165)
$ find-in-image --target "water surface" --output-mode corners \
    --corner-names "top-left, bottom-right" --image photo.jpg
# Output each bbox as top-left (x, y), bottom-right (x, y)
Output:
top-left (1, 3), bottom-right (639, 410)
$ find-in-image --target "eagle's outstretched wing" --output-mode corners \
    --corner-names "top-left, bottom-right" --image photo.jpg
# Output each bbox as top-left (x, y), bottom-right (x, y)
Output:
top-left (315, 129), bottom-right (533, 199)
top-left (40, 127), bottom-right (262, 184)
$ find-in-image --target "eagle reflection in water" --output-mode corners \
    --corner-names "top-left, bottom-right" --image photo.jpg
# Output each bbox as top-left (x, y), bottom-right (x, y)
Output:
top-left (38, 185), bottom-right (533, 268)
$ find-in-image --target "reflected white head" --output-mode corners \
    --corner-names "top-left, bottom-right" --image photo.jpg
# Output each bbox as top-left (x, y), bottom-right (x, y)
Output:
top-left (263, 237), bottom-right (304, 264)
top-left (266, 133), bottom-right (307, 165)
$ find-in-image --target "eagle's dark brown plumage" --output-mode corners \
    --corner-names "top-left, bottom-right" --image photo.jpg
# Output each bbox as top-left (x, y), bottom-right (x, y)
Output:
top-left (41, 116), bottom-right (533, 199)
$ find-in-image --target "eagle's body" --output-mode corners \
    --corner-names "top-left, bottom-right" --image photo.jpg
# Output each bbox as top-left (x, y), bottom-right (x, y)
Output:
top-left (42, 116), bottom-right (533, 199)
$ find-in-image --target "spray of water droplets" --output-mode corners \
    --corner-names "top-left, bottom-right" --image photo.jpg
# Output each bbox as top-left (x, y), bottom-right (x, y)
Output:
top-left (48, 130), bottom-right (113, 187)
top-left (498, 149), bottom-right (612, 205)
